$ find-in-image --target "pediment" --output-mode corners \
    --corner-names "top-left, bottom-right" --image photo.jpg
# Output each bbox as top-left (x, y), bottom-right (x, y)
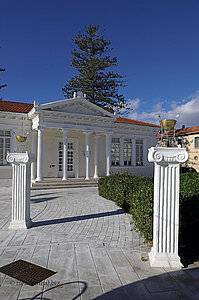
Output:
top-left (38, 98), bottom-right (115, 118)
top-left (51, 103), bottom-right (105, 116)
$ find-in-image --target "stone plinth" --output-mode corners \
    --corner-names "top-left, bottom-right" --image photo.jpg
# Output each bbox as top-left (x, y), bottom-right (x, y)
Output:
top-left (148, 147), bottom-right (188, 268)
top-left (7, 152), bottom-right (35, 230)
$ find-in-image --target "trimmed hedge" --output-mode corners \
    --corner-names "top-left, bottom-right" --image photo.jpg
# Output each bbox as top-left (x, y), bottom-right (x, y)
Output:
top-left (98, 174), bottom-right (154, 241)
top-left (98, 173), bottom-right (199, 246)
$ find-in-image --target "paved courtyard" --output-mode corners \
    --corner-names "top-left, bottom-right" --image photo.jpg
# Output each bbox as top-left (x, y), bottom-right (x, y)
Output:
top-left (0, 186), bottom-right (198, 299)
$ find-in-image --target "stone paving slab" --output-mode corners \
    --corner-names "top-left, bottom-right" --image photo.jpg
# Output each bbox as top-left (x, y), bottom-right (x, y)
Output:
top-left (0, 186), bottom-right (198, 299)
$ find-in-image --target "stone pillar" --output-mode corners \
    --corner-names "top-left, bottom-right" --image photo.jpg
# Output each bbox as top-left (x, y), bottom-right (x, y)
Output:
top-left (36, 128), bottom-right (44, 181)
top-left (143, 139), bottom-right (148, 166)
top-left (131, 138), bottom-right (136, 166)
top-left (7, 152), bottom-right (35, 230)
top-left (148, 147), bottom-right (188, 268)
top-left (120, 137), bottom-right (124, 166)
top-left (105, 133), bottom-right (112, 176)
top-left (11, 130), bottom-right (16, 152)
top-left (94, 135), bottom-right (100, 178)
top-left (31, 131), bottom-right (37, 180)
top-left (62, 129), bottom-right (69, 180)
top-left (84, 131), bottom-right (91, 180)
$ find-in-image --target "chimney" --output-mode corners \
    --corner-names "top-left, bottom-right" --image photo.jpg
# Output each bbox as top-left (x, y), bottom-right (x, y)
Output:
top-left (182, 125), bottom-right (185, 130)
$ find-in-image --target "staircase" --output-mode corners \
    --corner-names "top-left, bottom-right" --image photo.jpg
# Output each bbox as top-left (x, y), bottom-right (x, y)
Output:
top-left (31, 178), bottom-right (99, 190)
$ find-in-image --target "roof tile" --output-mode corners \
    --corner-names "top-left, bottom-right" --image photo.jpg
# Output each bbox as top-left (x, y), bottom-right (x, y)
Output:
top-left (115, 116), bottom-right (160, 127)
top-left (0, 100), bottom-right (34, 113)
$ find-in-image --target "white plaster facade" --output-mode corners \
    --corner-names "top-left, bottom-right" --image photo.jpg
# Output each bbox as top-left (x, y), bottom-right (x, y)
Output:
top-left (0, 92), bottom-right (159, 184)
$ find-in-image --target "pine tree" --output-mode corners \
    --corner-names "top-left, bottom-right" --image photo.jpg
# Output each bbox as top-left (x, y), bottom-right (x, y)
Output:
top-left (0, 68), bottom-right (7, 90)
top-left (62, 25), bottom-right (130, 114)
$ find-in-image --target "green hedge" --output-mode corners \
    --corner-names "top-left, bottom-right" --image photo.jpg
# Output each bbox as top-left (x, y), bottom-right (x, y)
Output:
top-left (98, 173), bottom-right (199, 246)
top-left (98, 174), bottom-right (154, 241)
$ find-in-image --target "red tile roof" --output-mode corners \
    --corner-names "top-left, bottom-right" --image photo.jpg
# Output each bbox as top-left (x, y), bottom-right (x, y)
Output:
top-left (115, 116), bottom-right (160, 127)
top-left (0, 100), bottom-right (34, 113)
top-left (0, 100), bottom-right (160, 128)
top-left (168, 126), bottom-right (199, 136)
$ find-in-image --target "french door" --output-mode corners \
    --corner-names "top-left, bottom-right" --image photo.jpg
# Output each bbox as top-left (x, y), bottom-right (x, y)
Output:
top-left (57, 139), bottom-right (77, 178)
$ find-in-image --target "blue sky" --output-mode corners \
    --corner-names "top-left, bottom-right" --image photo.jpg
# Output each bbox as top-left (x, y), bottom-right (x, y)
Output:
top-left (1, 0), bottom-right (199, 127)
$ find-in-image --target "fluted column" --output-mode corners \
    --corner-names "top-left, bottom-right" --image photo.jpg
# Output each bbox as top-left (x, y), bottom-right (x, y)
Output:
top-left (62, 129), bottom-right (69, 180)
top-left (7, 152), bottom-right (35, 229)
top-left (105, 133), bottom-right (112, 176)
top-left (148, 147), bottom-right (188, 268)
top-left (84, 131), bottom-right (91, 180)
top-left (31, 131), bottom-right (37, 180)
top-left (36, 127), bottom-right (44, 181)
top-left (94, 135), bottom-right (100, 178)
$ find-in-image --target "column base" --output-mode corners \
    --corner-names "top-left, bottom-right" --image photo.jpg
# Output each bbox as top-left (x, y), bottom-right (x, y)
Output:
top-left (8, 219), bottom-right (32, 230)
top-left (62, 178), bottom-right (68, 181)
top-left (149, 247), bottom-right (183, 268)
top-left (93, 175), bottom-right (99, 179)
top-left (85, 177), bottom-right (90, 181)
top-left (35, 177), bottom-right (42, 182)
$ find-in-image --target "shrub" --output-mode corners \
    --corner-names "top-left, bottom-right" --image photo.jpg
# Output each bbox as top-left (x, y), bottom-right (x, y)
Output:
top-left (179, 173), bottom-right (199, 250)
top-left (98, 174), bottom-right (154, 241)
top-left (98, 172), bottom-right (199, 247)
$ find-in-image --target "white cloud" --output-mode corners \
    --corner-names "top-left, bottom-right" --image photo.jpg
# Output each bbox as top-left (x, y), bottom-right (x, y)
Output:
top-left (127, 92), bottom-right (199, 128)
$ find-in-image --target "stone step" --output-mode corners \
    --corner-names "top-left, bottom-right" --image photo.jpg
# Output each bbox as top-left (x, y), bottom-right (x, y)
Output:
top-left (31, 179), bottom-right (98, 190)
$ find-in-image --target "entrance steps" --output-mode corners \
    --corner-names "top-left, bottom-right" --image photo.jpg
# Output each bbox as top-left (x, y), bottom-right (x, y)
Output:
top-left (31, 178), bottom-right (99, 190)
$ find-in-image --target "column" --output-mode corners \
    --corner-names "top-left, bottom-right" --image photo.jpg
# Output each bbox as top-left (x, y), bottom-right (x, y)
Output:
top-left (31, 131), bottom-right (37, 180)
top-left (105, 133), bottom-right (112, 176)
top-left (36, 127), bottom-right (44, 181)
top-left (84, 131), bottom-right (91, 180)
top-left (148, 147), bottom-right (188, 268)
top-left (7, 152), bottom-right (35, 229)
top-left (120, 137), bottom-right (124, 166)
top-left (131, 138), bottom-right (136, 166)
top-left (94, 135), bottom-right (100, 178)
top-left (11, 130), bottom-right (16, 152)
top-left (143, 139), bottom-right (148, 166)
top-left (62, 129), bottom-right (69, 180)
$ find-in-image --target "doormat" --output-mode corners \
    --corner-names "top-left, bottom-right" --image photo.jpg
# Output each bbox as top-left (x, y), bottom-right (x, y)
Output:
top-left (0, 259), bottom-right (56, 286)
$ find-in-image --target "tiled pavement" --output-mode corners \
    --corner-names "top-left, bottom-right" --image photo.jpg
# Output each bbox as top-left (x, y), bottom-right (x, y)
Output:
top-left (0, 186), bottom-right (198, 300)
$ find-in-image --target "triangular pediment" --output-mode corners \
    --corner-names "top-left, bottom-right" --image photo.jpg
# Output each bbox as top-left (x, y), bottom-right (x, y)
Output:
top-left (37, 97), bottom-right (115, 118)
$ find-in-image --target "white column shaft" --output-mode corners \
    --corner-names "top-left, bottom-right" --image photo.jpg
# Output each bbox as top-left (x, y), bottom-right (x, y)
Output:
top-left (85, 132), bottom-right (90, 180)
top-left (106, 134), bottom-right (111, 176)
top-left (120, 137), bottom-right (124, 166)
top-left (143, 139), bottom-right (148, 166)
top-left (36, 129), bottom-right (43, 181)
top-left (31, 131), bottom-right (36, 180)
top-left (131, 138), bottom-right (136, 166)
top-left (94, 136), bottom-right (99, 178)
top-left (62, 131), bottom-right (68, 180)
top-left (11, 130), bottom-right (16, 152)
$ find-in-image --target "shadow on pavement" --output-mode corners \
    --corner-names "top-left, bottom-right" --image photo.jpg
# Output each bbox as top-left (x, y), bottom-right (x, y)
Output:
top-left (32, 209), bottom-right (125, 228)
top-left (93, 267), bottom-right (199, 300)
top-left (31, 196), bottom-right (59, 203)
top-left (19, 280), bottom-right (87, 300)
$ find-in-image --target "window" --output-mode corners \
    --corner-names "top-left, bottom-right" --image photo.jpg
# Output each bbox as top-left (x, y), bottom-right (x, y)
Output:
top-left (136, 139), bottom-right (143, 166)
top-left (0, 130), bottom-right (11, 166)
top-left (111, 138), bottom-right (120, 166)
top-left (195, 137), bottom-right (199, 148)
top-left (124, 139), bottom-right (132, 165)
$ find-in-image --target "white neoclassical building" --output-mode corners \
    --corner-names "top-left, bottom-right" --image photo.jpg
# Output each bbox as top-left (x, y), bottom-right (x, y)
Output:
top-left (0, 92), bottom-right (160, 186)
